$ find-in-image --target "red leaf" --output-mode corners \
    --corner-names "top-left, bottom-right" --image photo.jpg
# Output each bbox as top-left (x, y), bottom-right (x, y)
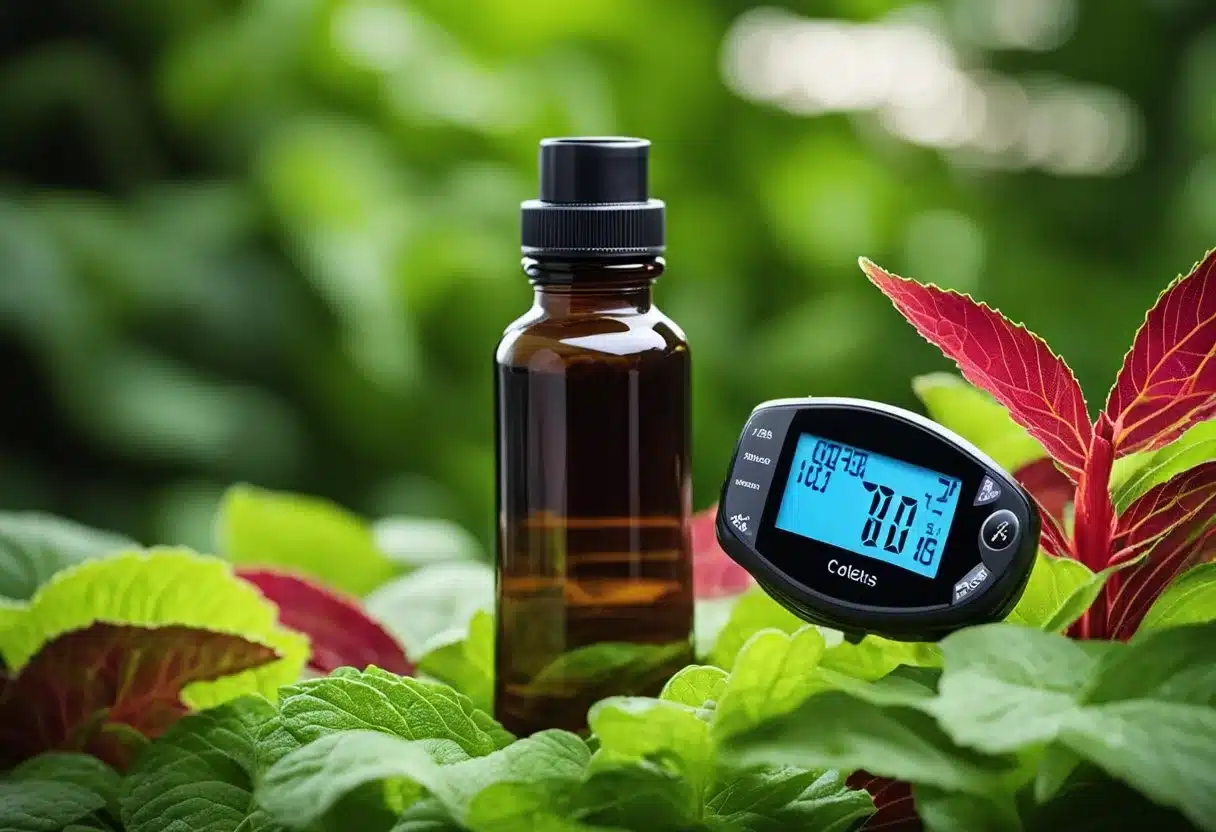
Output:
top-left (1104, 250), bottom-right (1216, 456)
top-left (691, 505), bottom-right (754, 599)
top-left (1072, 416), bottom-right (1117, 572)
top-left (1103, 461), bottom-right (1216, 638)
top-left (847, 773), bottom-right (922, 831)
top-left (862, 259), bottom-right (1092, 483)
top-left (1013, 458), bottom-right (1074, 557)
top-left (0, 623), bottom-right (278, 769)
top-left (1111, 461), bottom-right (1216, 564)
top-left (1107, 516), bottom-right (1216, 640)
top-left (237, 568), bottom-right (412, 675)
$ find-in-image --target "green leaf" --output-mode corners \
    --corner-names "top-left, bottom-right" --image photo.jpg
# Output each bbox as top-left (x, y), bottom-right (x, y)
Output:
top-left (121, 696), bottom-right (283, 832)
top-left (1028, 766), bottom-right (1201, 831)
top-left (0, 781), bottom-right (107, 831)
top-left (1060, 701), bottom-right (1216, 831)
top-left (722, 688), bottom-right (1012, 795)
top-left (1111, 420), bottom-right (1216, 512)
top-left (1088, 621), bottom-right (1216, 706)
top-left (1137, 562), bottom-right (1216, 633)
top-left (930, 624), bottom-right (1109, 753)
top-left (1043, 557), bottom-right (1143, 633)
top-left (713, 627), bottom-right (826, 739)
top-left (1005, 551), bottom-right (1094, 629)
top-left (573, 759), bottom-right (699, 830)
top-left (818, 629), bottom-right (942, 681)
top-left (0, 549), bottom-right (308, 708)
top-left (258, 730), bottom-right (445, 828)
top-left (914, 785), bottom-right (1021, 832)
top-left (8, 753), bottom-right (121, 819)
top-left (269, 666), bottom-right (512, 765)
top-left (216, 484), bottom-right (398, 597)
top-left (416, 609), bottom-right (494, 712)
top-left (0, 512), bottom-right (135, 601)
top-left (659, 665), bottom-right (728, 709)
top-left (587, 697), bottom-right (714, 807)
top-left (524, 641), bottom-right (691, 700)
top-left (707, 588), bottom-right (805, 671)
top-left (912, 373), bottom-right (1047, 472)
top-left (366, 563), bottom-right (494, 659)
top-left (259, 729), bottom-right (589, 830)
top-left (707, 769), bottom-right (874, 832)
top-left (1033, 745), bottom-right (1082, 803)
top-left (372, 516), bottom-right (483, 568)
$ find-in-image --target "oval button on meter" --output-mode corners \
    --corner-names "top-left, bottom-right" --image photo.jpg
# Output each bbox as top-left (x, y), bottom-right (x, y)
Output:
top-left (715, 397), bottom-right (1040, 641)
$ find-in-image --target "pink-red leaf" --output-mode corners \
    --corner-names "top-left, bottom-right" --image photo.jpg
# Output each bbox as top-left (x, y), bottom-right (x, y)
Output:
top-left (0, 623), bottom-right (278, 769)
top-left (1107, 516), bottom-right (1216, 640)
top-left (1104, 249), bottom-right (1216, 456)
top-left (1111, 461), bottom-right (1216, 564)
top-left (848, 773), bottom-right (920, 831)
top-left (691, 505), bottom-right (754, 599)
top-left (1103, 460), bottom-right (1216, 638)
top-left (862, 259), bottom-right (1092, 482)
top-left (1013, 458), bottom-right (1074, 558)
top-left (1072, 416), bottom-right (1117, 572)
top-left (236, 567), bottom-right (412, 675)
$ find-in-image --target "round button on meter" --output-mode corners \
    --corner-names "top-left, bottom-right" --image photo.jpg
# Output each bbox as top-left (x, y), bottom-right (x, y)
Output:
top-left (715, 397), bottom-right (1040, 642)
top-left (980, 510), bottom-right (1020, 552)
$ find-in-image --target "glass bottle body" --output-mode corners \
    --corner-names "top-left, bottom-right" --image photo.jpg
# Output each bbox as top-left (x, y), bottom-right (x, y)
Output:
top-left (493, 258), bottom-right (693, 736)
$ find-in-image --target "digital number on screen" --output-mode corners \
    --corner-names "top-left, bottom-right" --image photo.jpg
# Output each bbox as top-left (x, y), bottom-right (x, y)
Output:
top-left (774, 433), bottom-right (962, 579)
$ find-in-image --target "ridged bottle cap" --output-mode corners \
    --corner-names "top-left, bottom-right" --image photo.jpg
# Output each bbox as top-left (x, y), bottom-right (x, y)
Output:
top-left (521, 137), bottom-right (665, 256)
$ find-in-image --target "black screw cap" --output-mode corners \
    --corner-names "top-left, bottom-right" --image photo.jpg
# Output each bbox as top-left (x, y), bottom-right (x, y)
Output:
top-left (522, 136), bottom-right (665, 256)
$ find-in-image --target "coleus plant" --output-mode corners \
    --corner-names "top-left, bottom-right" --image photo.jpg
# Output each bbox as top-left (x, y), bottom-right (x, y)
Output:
top-left (861, 249), bottom-right (1216, 641)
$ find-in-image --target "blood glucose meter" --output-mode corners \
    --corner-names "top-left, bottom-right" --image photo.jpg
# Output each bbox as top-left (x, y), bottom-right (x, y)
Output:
top-left (715, 397), bottom-right (1040, 641)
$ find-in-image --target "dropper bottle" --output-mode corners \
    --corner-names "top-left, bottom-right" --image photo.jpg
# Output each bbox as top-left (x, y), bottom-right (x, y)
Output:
top-left (493, 137), bottom-right (694, 735)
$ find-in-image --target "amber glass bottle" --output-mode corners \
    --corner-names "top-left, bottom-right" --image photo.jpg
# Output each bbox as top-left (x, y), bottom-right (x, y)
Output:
top-left (494, 138), bottom-right (693, 736)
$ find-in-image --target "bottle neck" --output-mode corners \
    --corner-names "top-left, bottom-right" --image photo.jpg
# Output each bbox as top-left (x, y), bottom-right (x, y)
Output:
top-left (524, 256), bottom-right (664, 315)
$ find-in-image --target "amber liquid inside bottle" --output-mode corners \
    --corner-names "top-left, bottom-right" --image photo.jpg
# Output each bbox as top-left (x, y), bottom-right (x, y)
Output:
top-left (494, 259), bottom-right (693, 736)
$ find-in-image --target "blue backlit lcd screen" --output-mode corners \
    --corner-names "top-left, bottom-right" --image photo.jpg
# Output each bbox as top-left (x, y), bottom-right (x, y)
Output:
top-left (774, 433), bottom-right (962, 579)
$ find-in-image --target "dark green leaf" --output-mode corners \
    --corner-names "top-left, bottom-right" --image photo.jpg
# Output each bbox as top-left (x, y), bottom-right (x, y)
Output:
top-left (931, 624), bottom-right (1110, 753)
top-left (707, 769), bottom-right (874, 832)
top-left (1088, 621), bottom-right (1216, 706)
top-left (0, 512), bottom-right (134, 601)
top-left (1060, 701), bottom-right (1216, 831)
top-left (914, 785), bottom-right (1020, 832)
top-left (9, 753), bottom-right (121, 823)
top-left (268, 666), bottom-right (512, 766)
top-left (722, 690), bottom-right (1013, 795)
top-left (259, 728), bottom-right (589, 831)
top-left (120, 695), bottom-right (282, 832)
top-left (0, 781), bottom-right (106, 831)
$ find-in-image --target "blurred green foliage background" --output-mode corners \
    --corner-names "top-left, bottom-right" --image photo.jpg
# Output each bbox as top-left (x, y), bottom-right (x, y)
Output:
top-left (1, 0), bottom-right (1214, 552)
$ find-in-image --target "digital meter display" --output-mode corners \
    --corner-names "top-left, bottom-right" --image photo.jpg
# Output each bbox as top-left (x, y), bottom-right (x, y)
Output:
top-left (774, 433), bottom-right (962, 579)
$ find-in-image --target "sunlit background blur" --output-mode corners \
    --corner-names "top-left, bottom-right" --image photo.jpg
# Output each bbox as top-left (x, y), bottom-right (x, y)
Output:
top-left (1, 0), bottom-right (1213, 553)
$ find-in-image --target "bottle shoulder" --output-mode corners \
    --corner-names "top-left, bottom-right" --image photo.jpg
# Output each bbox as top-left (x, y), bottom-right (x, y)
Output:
top-left (496, 306), bottom-right (688, 369)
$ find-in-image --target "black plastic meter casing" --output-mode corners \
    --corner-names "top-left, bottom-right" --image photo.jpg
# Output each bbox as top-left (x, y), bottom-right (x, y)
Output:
top-left (715, 397), bottom-right (1040, 641)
